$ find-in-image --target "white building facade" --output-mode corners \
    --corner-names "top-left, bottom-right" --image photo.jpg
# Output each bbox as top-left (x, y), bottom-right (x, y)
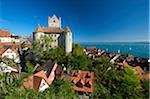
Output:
top-left (33, 15), bottom-right (72, 53)
top-left (0, 48), bottom-right (20, 63)
top-left (0, 30), bottom-right (20, 43)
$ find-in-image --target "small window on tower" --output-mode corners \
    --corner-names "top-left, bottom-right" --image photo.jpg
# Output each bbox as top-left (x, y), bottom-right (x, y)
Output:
top-left (53, 20), bottom-right (55, 23)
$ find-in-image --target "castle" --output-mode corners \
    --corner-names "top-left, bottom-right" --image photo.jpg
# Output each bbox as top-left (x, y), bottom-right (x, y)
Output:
top-left (33, 15), bottom-right (72, 53)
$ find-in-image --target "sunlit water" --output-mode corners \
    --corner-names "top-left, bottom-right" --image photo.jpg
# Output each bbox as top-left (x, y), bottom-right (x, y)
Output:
top-left (80, 42), bottom-right (150, 58)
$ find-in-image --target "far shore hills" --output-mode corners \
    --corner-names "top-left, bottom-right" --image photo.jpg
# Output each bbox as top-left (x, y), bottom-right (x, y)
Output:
top-left (78, 41), bottom-right (150, 44)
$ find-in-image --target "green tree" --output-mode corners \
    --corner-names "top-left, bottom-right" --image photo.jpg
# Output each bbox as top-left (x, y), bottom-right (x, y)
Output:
top-left (46, 78), bottom-right (77, 99)
top-left (141, 80), bottom-right (149, 99)
top-left (67, 44), bottom-right (93, 71)
top-left (29, 35), bottom-right (67, 64)
top-left (41, 46), bottom-right (66, 63)
top-left (25, 61), bottom-right (34, 74)
top-left (20, 42), bottom-right (26, 49)
top-left (93, 56), bottom-right (142, 99)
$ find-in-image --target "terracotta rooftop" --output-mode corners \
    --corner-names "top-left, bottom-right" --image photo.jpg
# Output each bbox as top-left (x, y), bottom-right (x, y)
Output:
top-left (0, 48), bottom-right (19, 56)
top-left (23, 63), bottom-right (58, 91)
top-left (65, 26), bottom-right (71, 33)
top-left (141, 73), bottom-right (150, 80)
top-left (0, 42), bottom-right (20, 45)
top-left (34, 25), bottom-right (64, 33)
top-left (0, 30), bottom-right (11, 37)
top-left (23, 76), bottom-right (33, 89)
top-left (69, 70), bottom-right (94, 93)
top-left (134, 66), bottom-right (145, 75)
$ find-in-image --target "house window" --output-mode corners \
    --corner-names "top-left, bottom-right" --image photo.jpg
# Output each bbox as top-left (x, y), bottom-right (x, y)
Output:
top-left (85, 73), bottom-right (90, 78)
top-left (55, 34), bottom-right (57, 37)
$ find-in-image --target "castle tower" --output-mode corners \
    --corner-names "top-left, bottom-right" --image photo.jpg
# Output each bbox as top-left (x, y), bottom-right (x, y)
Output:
top-left (48, 15), bottom-right (61, 28)
top-left (65, 26), bottom-right (72, 53)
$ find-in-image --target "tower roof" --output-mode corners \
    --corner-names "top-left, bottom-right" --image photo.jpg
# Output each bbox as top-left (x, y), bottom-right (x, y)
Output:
top-left (34, 24), bottom-right (43, 32)
top-left (34, 26), bottom-right (64, 33)
top-left (65, 26), bottom-right (71, 33)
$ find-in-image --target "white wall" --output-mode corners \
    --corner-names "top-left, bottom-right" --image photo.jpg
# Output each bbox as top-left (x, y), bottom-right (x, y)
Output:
top-left (0, 37), bottom-right (12, 42)
top-left (0, 37), bottom-right (20, 42)
top-left (39, 79), bottom-right (49, 92)
top-left (34, 32), bottom-right (45, 40)
top-left (65, 32), bottom-right (72, 53)
top-left (2, 49), bottom-right (17, 59)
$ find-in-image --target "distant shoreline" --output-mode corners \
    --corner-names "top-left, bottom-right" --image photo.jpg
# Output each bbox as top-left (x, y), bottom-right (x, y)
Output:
top-left (78, 41), bottom-right (150, 44)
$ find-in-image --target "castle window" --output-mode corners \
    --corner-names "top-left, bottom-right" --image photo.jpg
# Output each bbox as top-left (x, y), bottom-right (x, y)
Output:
top-left (53, 20), bottom-right (55, 23)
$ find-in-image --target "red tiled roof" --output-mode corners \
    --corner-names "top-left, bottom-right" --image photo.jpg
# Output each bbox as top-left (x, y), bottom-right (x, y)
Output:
top-left (34, 25), bottom-right (64, 33)
top-left (134, 66), bottom-right (145, 75)
top-left (0, 48), bottom-right (19, 56)
top-left (141, 73), bottom-right (150, 80)
top-left (34, 70), bottom-right (51, 85)
top-left (71, 86), bottom-right (93, 93)
top-left (0, 42), bottom-right (20, 45)
top-left (23, 76), bottom-right (33, 89)
top-left (0, 50), bottom-right (5, 56)
top-left (0, 30), bottom-right (11, 37)
top-left (69, 70), bottom-right (94, 93)
top-left (23, 63), bottom-right (58, 91)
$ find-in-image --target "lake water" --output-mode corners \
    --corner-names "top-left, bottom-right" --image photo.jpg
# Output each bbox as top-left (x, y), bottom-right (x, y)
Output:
top-left (80, 42), bottom-right (150, 58)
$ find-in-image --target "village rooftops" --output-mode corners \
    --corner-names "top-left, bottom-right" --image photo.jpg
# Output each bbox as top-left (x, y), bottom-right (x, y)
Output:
top-left (134, 66), bottom-right (145, 76)
top-left (67, 70), bottom-right (94, 93)
top-left (133, 66), bottom-right (150, 81)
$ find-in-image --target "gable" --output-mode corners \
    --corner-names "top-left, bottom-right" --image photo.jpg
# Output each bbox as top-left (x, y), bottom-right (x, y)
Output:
top-left (2, 48), bottom-right (18, 59)
top-left (39, 79), bottom-right (49, 92)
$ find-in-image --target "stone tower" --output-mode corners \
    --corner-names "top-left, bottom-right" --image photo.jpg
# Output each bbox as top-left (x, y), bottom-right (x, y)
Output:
top-left (48, 15), bottom-right (61, 28)
top-left (65, 26), bottom-right (72, 53)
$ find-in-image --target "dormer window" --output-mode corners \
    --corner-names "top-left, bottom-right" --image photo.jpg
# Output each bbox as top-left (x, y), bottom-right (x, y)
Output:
top-left (76, 80), bottom-right (83, 88)
top-left (73, 73), bottom-right (77, 77)
top-left (85, 81), bottom-right (91, 88)
top-left (85, 73), bottom-right (90, 78)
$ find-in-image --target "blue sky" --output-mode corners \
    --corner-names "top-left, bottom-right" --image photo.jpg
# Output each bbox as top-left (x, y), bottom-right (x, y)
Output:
top-left (0, 0), bottom-right (149, 42)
